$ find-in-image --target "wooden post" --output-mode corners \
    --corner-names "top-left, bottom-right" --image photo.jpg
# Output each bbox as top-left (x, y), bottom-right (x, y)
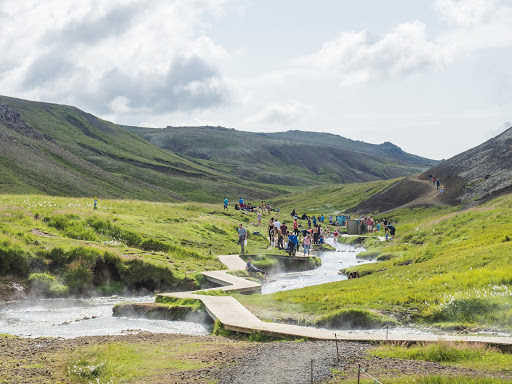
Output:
top-left (357, 364), bottom-right (361, 384)
top-left (335, 333), bottom-right (340, 364)
top-left (386, 324), bottom-right (389, 341)
top-left (311, 359), bottom-right (314, 383)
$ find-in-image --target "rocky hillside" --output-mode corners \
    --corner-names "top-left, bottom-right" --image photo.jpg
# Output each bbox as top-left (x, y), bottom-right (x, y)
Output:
top-left (421, 127), bottom-right (512, 205)
top-left (351, 126), bottom-right (512, 213)
top-left (124, 126), bottom-right (437, 186)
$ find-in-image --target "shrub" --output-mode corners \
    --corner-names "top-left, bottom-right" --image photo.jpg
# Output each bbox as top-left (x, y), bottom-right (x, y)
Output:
top-left (28, 273), bottom-right (69, 297)
top-left (140, 238), bottom-right (168, 252)
top-left (68, 247), bottom-right (103, 266)
top-left (428, 297), bottom-right (500, 323)
top-left (0, 240), bottom-right (31, 277)
top-left (64, 260), bottom-right (94, 293)
top-left (45, 247), bottom-right (68, 271)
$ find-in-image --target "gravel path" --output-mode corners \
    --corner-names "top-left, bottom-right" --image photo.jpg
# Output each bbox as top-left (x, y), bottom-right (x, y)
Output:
top-left (216, 340), bottom-right (367, 384)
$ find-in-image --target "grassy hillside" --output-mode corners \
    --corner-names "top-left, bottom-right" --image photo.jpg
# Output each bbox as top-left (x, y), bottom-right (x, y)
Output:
top-left (236, 194), bottom-right (512, 331)
top-left (123, 125), bottom-right (436, 186)
top-left (0, 96), bottom-right (288, 202)
top-left (270, 178), bottom-right (399, 214)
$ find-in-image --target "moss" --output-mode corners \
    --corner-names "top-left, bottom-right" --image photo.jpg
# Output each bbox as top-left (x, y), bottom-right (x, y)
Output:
top-left (28, 273), bottom-right (69, 297)
top-left (356, 250), bottom-right (381, 259)
top-left (315, 308), bottom-right (397, 329)
top-left (376, 252), bottom-right (402, 261)
top-left (112, 302), bottom-right (210, 322)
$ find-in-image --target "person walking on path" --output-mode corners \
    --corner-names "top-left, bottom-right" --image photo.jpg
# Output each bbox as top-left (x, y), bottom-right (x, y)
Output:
top-left (303, 234), bottom-right (311, 256)
top-left (238, 223), bottom-right (247, 254)
top-left (246, 257), bottom-right (267, 281)
top-left (293, 219), bottom-right (299, 236)
top-left (224, 197), bottom-right (228, 210)
top-left (278, 222), bottom-right (287, 249)
top-left (436, 179), bottom-right (440, 190)
top-left (273, 218), bottom-right (281, 247)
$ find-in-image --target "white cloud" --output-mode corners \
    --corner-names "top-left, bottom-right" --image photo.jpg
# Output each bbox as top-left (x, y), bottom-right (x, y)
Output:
top-left (0, 0), bottom-right (231, 114)
top-left (435, 0), bottom-right (502, 26)
top-left (301, 21), bottom-right (448, 85)
top-left (247, 102), bottom-right (311, 126)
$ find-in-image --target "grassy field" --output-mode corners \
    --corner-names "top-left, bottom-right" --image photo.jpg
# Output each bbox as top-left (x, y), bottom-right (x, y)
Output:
top-left (271, 178), bottom-right (397, 213)
top-left (236, 194), bottom-right (512, 331)
top-left (0, 194), bottom-right (277, 295)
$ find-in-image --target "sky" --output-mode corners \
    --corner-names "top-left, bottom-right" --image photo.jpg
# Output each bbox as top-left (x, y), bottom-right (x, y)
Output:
top-left (0, 0), bottom-right (511, 160)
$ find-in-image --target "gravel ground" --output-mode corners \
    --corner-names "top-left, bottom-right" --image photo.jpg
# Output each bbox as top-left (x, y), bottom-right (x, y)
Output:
top-left (216, 340), bottom-right (364, 384)
top-left (1, 333), bottom-right (511, 383)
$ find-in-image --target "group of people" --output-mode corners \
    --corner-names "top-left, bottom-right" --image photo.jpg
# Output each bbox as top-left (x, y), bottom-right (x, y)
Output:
top-left (270, 217), bottom-right (336, 255)
top-left (359, 216), bottom-right (379, 234)
top-left (428, 174), bottom-right (444, 194)
top-left (234, 199), bottom-right (399, 281)
top-left (225, 197), bottom-right (278, 214)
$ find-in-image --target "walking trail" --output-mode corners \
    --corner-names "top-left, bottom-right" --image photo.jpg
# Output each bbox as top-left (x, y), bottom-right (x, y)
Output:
top-left (158, 255), bottom-right (512, 345)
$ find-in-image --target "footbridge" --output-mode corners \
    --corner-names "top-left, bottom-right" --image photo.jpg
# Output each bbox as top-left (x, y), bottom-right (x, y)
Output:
top-left (158, 255), bottom-right (512, 346)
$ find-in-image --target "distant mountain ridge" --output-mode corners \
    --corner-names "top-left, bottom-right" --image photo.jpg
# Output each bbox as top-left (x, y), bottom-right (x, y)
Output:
top-left (0, 96), bottom-right (285, 202)
top-left (0, 95), bottom-right (436, 203)
top-left (124, 125), bottom-right (437, 186)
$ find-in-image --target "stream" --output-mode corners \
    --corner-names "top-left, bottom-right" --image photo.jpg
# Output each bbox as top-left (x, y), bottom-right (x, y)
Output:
top-left (0, 241), bottom-right (436, 338)
top-left (262, 240), bottom-right (371, 294)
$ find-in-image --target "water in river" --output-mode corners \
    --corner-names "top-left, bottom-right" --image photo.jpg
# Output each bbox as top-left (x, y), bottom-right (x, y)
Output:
top-left (0, 295), bottom-right (210, 338)
top-left (262, 240), bottom-right (371, 294)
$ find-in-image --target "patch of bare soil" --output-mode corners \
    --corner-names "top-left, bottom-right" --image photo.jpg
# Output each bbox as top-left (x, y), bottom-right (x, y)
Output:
top-left (1, 334), bottom-right (510, 384)
top-left (0, 277), bottom-right (27, 302)
top-left (30, 229), bottom-right (55, 237)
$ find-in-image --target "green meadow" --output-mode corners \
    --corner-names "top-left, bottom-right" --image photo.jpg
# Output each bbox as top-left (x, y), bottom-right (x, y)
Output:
top-left (236, 193), bottom-right (512, 331)
top-left (0, 195), bottom-right (274, 294)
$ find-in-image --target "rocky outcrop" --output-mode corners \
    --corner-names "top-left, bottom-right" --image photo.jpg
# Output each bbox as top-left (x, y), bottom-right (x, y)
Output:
top-left (0, 103), bottom-right (55, 142)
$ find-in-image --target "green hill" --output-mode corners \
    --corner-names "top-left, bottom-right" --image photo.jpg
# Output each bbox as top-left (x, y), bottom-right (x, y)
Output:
top-left (0, 96), bottom-right (287, 202)
top-left (123, 125), bottom-right (437, 186)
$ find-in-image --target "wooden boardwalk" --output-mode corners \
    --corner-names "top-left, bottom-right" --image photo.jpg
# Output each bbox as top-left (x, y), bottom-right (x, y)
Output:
top-left (158, 255), bottom-right (512, 345)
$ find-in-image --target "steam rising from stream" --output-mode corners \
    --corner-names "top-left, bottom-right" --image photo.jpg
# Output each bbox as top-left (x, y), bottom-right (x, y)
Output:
top-left (0, 295), bottom-right (210, 338)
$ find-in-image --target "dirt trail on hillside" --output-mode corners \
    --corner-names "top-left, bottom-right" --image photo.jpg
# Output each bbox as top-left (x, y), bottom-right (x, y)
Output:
top-left (361, 174), bottom-right (452, 215)
top-left (396, 175), bottom-right (450, 209)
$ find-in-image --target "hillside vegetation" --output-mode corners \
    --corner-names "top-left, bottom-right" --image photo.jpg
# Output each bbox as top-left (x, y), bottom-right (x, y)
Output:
top-left (0, 96), bottom-right (288, 203)
top-left (124, 125), bottom-right (436, 186)
top-left (0, 195), bottom-right (273, 296)
top-left (237, 193), bottom-right (512, 331)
